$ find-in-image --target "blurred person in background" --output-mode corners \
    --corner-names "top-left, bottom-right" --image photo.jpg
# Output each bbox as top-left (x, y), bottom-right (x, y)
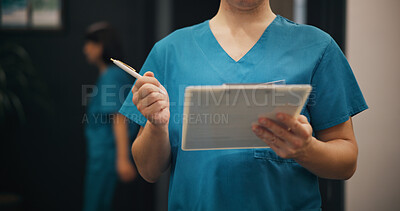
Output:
top-left (82, 22), bottom-right (145, 211)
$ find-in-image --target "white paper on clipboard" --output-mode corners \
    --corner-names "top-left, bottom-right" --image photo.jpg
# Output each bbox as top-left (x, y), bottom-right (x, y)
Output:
top-left (181, 81), bottom-right (312, 151)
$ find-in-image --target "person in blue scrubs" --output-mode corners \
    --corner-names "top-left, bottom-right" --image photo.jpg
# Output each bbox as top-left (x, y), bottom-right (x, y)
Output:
top-left (82, 22), bottom-right (138, 211)
top-left (120, 0), bottom-right (368, 210)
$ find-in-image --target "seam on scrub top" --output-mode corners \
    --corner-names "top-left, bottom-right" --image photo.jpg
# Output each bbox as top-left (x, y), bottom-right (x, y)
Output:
top-left (150, 43), bottom-right (166, 86)
top-left (253, 149), bottom-right (297, 163)
top-left (310, 38), bottom-right (333, 83)
top-left (190, 24), bottom-right (221, 74)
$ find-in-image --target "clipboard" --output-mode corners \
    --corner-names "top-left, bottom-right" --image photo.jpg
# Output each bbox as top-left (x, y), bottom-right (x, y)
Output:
top-left (181, 84), bottom-right (312, 151)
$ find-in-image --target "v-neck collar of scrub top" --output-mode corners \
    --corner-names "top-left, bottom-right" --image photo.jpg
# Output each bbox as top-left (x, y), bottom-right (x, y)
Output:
top-left (208, 15), bottom-right (279, 63)
top-left (192, 15), bottom-right (280, 83)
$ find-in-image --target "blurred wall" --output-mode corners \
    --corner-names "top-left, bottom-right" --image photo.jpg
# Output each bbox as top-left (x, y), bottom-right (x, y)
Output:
top-left (0, 0), bottom-right (156, 210)
top-left (270, 0), bottom-right (293, 20)
top-left (346, 0), bottom-right (400, 210)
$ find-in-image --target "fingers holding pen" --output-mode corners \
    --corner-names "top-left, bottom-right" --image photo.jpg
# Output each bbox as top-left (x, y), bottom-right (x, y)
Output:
top-left (132, 71), bottom-right (168, 105)
top-left (130, 71), bottom-right (170, 125)
top-left (132, 71), bottom-right (161, 94)
top-left (137, 92), bottom-right (166, 110)
top-left (133, 83), bottom-right (168, 106)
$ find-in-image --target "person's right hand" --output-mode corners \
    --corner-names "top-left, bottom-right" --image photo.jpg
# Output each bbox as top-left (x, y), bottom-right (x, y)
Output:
top-left (132, 71), bottom-right (170, 126)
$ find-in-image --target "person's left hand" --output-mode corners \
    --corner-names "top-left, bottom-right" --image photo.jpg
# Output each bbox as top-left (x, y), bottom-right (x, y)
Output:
top-left (252, 113), bottom-right (316, 160)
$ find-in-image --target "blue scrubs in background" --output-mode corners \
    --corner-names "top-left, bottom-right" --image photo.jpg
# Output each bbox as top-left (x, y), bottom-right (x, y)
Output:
top-left (120, 15), bottom-right (368, 210)
top-left (83, 65), bottom-right (133, 211)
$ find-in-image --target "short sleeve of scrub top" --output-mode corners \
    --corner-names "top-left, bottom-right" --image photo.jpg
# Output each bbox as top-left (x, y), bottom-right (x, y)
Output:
top-left (119, 15), bottom-right (368, 211)
top-left (306, 39), bottom-right (368, 131)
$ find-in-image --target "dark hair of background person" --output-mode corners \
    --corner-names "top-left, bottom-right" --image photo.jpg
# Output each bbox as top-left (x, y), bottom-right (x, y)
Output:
top-left (85, 22), bottom-right (124, 64)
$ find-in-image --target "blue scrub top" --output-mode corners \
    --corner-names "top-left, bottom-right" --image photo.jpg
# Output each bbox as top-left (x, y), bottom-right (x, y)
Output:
top-left (120, 16), bottom-right (368, 210)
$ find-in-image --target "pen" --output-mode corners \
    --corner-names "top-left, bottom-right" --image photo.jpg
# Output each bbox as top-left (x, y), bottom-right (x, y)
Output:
top-left (110, 58), bottom-right (166, 95)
